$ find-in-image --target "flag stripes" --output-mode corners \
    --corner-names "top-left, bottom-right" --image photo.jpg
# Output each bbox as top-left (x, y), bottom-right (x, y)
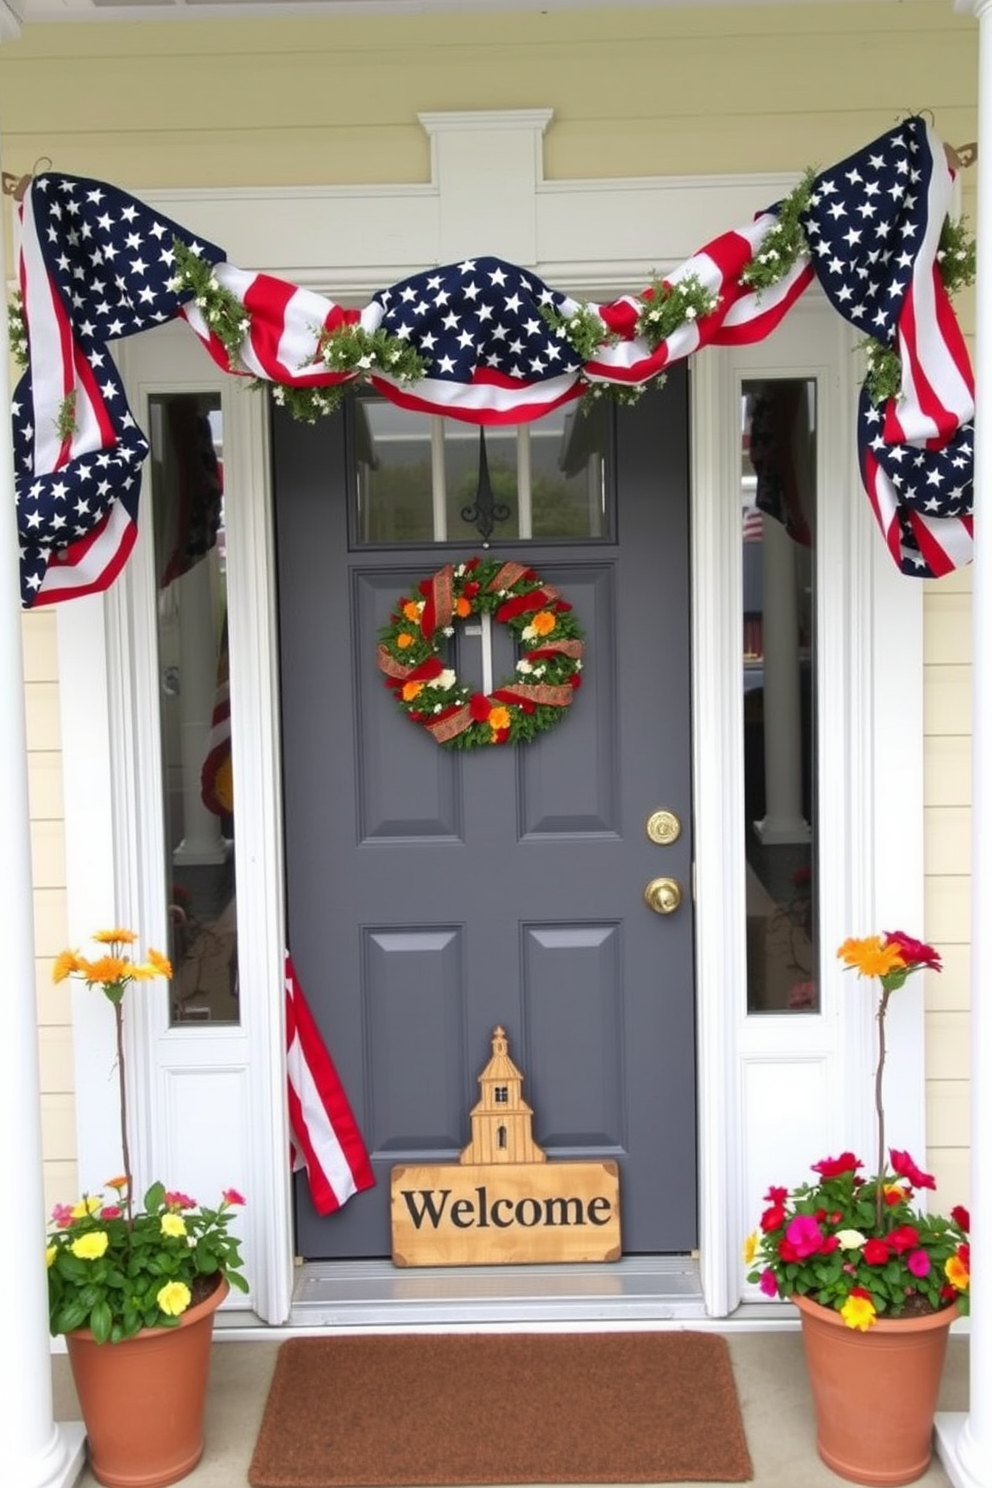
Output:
top-left (285, 954), bottom-right (375, 1216)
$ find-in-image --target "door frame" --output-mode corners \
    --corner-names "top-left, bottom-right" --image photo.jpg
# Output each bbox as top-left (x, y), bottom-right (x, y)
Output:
top-left (55, 115), bottom-right (926, 1322)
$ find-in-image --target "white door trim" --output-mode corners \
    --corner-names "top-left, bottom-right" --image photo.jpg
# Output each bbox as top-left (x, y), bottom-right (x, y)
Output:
top-left (55, 110), bottom-right (925, 1323)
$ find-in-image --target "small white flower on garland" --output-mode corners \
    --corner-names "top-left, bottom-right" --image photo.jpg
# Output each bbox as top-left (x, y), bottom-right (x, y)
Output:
top-left (377, 558), bottom-right (585, 749)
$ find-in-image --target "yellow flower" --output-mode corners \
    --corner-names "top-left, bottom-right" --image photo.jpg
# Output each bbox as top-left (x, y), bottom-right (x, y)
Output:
top-left (156, 1281), bottom-right (192, 1317)
top-left (836, 936), bottom-right (906, 980)
top-left (146, 948), bottom-right (173, 980)
top-left (71, 1231), bottom-right (109, 1261)
top-left (160, 1213), bottom-right (188, 1239)
top-left (946, 1254), bottom-right (970, 1292)
top-left (71, 1196), bottom-right (102, 1219)
top-left (46, 1244), bottom-right (57, 1267)
top-left (839, 1292), bottom-right (877, 1331)
top-left (396, 632), bottom-right (415, 650)
top-left (93, 929), bottom-right (138, 945)
top-left (531, 610), bottom-right (556, 636)
top-left (402, 600), bottom-right (422, 622)
top-left (402, 681), bottom-right (424, 702)
top-left (455, 596), bottom-right (472, 618)
top-left (742, 1231), bottom-right (758, 1266)
top-left (489, 707), bottom-right (511, 736)
top-left (79, 954), bottom-right (130, 985)
top-left (52, 949), bottom-right (80, 983)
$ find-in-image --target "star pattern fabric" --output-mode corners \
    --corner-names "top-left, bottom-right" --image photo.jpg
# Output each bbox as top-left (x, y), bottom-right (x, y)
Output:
top-left (801, 117), bottom-right (974, 575)
top-left (367, 257), bottom-right (584, 422)
top-left (14, 172), bottom-right (225, 605)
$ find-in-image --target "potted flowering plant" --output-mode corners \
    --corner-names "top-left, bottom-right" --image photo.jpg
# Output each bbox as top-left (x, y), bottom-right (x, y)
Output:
top-left (48, 928), bottom-right (249, 1488)
top-left (745, 930), bottom-right (969, 1486)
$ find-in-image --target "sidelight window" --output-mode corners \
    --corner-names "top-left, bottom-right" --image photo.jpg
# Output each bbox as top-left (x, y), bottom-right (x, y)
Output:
top-left (741, 379), bottom-right (818, 1014)
top-left (147, 392), bottom-right (240, 1027)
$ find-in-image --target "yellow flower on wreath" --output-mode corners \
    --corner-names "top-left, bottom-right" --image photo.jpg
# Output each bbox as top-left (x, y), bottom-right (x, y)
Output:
top-left (402, 681), bottom-right (424, 702)
top-left (489, 706), bottom-right (511, 740)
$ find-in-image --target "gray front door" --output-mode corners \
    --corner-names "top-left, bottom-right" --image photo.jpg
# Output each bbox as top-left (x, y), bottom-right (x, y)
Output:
top-left (274, 372), bottom-right (696, 1260)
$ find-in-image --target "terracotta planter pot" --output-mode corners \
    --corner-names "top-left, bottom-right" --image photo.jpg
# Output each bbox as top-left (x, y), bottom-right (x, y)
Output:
top-left (794, 1293), bottom-right (958, 1486)
top-left (65, 1275), bottom-right (229, 1488)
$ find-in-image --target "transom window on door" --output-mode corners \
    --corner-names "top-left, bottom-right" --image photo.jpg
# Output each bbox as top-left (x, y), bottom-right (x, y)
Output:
top-left (742, 379), bottom-right (818, 1015)
top-left (148, 392), bottom-right (240, 1028)
top-left (350, 395), bottom-right (612, 545)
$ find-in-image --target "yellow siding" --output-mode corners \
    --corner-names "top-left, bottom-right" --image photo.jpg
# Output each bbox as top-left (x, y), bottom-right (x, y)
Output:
top-left (0, 0), bottom-right (977, 1205)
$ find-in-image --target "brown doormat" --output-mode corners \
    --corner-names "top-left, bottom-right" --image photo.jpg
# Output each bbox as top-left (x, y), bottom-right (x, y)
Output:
top-left (247, 1332), bottom-right (753, 1486)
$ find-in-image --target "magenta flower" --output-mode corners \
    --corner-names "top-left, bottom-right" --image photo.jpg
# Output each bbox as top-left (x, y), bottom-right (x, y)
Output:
top-left (759, 1269), bottom-right (779, 1298)
top-left (907, 1249), bottom-right (932, 1278)
top-left (50, 1203), bottom-right (74, 1229)
top-left (785, 1214), bottom-right (825, 1258)
top-left (222, 1187), bottom-right (246, 1206)
top-left (164, 1190), bottom-right (196, 1209)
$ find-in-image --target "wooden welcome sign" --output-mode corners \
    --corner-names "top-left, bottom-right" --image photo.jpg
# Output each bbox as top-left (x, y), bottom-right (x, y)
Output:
top-left (390, 1027), bottom-right (621, 1266)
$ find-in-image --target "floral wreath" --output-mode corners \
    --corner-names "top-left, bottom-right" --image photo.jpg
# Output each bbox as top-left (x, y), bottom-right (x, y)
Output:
top-left (377, 557), bottom-right (585, 748)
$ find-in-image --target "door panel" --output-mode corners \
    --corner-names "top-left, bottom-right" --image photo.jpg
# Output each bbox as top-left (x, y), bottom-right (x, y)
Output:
top-left (274, 371), bottom-right (697, 1259)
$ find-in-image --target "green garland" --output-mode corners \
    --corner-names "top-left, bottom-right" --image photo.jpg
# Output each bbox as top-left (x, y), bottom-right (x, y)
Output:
top-left (740, 169), bottom-right (816, 293)
top-left (170, 240), bottom-right (427, 420)
top-left (7, 292), bottom-right (28, 368)
top-left (377, 557), bottom-right (585, 750)
top-left (635, 271), bottom-right (720, 349)
top-left (170, 240), bottom-right (252, 371)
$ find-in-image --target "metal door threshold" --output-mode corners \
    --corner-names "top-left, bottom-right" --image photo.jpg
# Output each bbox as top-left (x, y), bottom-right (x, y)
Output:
top-left (287, 1255), bottom-right (706, 1328)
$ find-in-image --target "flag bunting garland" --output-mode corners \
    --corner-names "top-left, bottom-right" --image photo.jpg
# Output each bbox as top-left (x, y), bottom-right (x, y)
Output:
top-left (10, 112), bottom-right (974, 607)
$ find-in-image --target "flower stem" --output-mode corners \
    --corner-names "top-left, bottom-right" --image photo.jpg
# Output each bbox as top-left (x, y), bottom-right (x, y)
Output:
top-left (874, 985), bottom-right (891, 1231)
top-left (113, 999), bottom-right (134, 1227)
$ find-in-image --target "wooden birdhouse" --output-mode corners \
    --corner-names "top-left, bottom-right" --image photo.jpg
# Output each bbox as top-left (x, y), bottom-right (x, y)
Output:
top-left (460, 1025), bottom-right (546, 1165)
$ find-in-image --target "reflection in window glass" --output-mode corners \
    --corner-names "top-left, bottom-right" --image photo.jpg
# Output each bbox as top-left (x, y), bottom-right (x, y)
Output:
top-left (149, 394), bottom-right (239, 1027)
top-left (354, 397), bottom-right (609, 544)
top-left (742, 380), bottom-right (818, 1014)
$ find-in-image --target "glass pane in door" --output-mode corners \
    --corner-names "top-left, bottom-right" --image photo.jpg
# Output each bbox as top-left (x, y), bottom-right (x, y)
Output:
top-left (353, 396), bottom-right (610, 544)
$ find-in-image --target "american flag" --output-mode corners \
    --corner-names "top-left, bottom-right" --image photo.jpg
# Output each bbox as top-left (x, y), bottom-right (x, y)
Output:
top-left (10, 115), bottom-right (975, 606)
top-left (13, 173), bottom-right (227, 606)
top-left (800, 116), bottom-right (974, 575)
top-left (285, 954), bottom-right (375, 1216)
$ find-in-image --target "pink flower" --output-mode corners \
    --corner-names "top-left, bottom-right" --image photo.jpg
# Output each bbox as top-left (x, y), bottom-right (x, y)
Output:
top-left (100, 1205), bottom-right (122, 1220)
top-left (785, 1214), bottom-right (825, 1258)
top-left (164, 1190), bottom-right (196, 1210)
top-left (222, 1188), bottom-right (246, 1206)
top-left (883, 932), bottom-right (942, 972)
top-left (50, 1203), bottom-right (74, 1229)
top-left (889, 1149), bottom-right (936, 1190)
top-left (759, 1269), bottom-right (779, 1298)
top-left (907, 1249), bottom-right (932, 1278)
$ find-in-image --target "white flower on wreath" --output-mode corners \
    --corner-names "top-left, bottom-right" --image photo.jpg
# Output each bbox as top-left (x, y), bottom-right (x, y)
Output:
top-left (516, 659), bottom-right (534, 674)
top-left (521, 622), bottom-right (539, 641)
top-left (442, 625), bottom-right (455, 637)
top-left (436, 669), bottom-right (457, 690)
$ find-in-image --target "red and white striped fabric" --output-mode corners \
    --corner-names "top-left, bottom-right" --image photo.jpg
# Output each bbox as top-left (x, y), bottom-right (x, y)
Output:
top-left (285, 953), bottom-right (375, 1216)
top-left (583, 212), bottom-right (815, 387)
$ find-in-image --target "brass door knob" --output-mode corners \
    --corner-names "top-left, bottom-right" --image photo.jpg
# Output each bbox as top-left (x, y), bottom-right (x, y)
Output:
top-left (643, 877), bottom-right (683, 915)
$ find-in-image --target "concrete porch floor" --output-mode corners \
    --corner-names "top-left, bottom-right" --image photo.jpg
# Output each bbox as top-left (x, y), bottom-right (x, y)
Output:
top-left (51, 1324), bottom-right (969, 1488)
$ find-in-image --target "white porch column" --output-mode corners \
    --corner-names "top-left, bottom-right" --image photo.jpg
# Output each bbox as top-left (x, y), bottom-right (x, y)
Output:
top-left (936, 4), bottom-right (992, 1484)
top-left (0, 165), bottom-right (86, 1487)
